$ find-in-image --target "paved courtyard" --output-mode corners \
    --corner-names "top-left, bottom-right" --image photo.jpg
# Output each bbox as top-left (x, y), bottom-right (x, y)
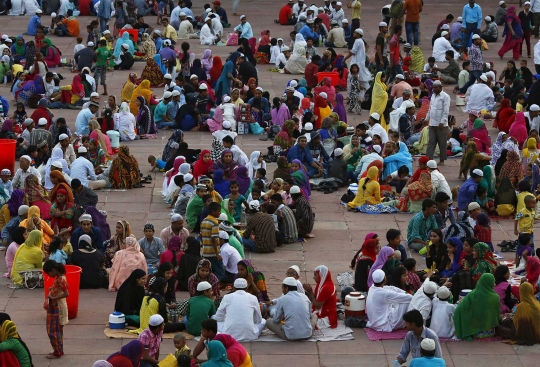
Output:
top-left (1, 0), bottom-right (540, 365)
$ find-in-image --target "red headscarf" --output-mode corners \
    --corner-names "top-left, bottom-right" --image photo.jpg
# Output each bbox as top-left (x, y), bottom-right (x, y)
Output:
top-left (361, 160), bottom-right (383, 180)
top-left (509, 111), bottom-right (528, 148)
top-left (495, 98), bottom-right (514, 132)
top-left (360, 239), bottom-right (378, 262)
top-left (410, 155), bottom-right (429, 182)
top-left (209, 56), bottom-right (223, 83)
top-left (71, 74), bottom-right (85, 98)
top-left (168, 156), bottom-right (185, 185)
top-left (192, 149), bottom-right (213, 180)
top-left (526, 256), bottom-right (540, 285)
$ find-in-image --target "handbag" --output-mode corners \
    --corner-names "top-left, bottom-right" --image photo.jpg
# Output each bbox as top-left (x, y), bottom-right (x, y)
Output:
top-left (19, 269), bottom-right (44, 289)
top-left (226, 33), bottom-right (239, 46)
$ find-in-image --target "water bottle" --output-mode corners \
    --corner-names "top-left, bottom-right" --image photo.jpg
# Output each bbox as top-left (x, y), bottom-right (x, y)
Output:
top-left (393, 361), bottom-right (401, 367)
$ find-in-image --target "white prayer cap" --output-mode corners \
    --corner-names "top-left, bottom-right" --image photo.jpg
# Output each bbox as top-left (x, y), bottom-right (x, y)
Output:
top-left (51, 12), bottom-right (57, 17)
top-left (441, 31), bottom-right (448, 37)
top-left (404, 42), bottom-right (412, 48)
top-left (421, 338), bottom-right (436, 351)
top-left (372, 269), bottom-right (385, 283)
top-left (218, 230), bottom-right (229, 240)
top-left (171, 214), bottom-right (183, 222)
top-left (433, 80), bottom-right (442, 86)
top-left (424, 281), bottom-right (438, 295)
top-left (304, 122), bottom-right (313, 131)
top-left (103, 30), bottom-right (111, 35)
top-left (499, 0), bottom-right (505, 5)
top-left (290, 185), bottom-right (301, 194)
top-left (472, 34), bottom-right (481, 40)
top-left (20, 155), bottom-right (32, 162)
top-left (163, 91), bottom-right (172, 99)
top-left (180, 11), bottom-right (186, 16)
top-left (530, 104), bottom-right (540, 111)
top-left (485, 16), bottom-right (491, 21)
top-left (36, 9), bottom-right (42, 13)
top-left (336, 1), bottom-right (342, 5)
top-left (441, 24), bottom-right (450, 30)
top-left (1, 169), bottom-right (10, 175)
top-left (437, 286), bottom-right (451, 299)
top-left (197, 281), bottom-right (212, 291)
top-left (199, 84), bottom-right (208, 90)
top-left (288, 265), bottom-right (300, 275)
top-left (395, 74), bottom-right (405, 80)
top-left (240, 14), bottom-right (246, 19)
top-left (18, 205), bottom-right (29, 216)
top-left (289, 80), bottom-right (298, 87)
top-left (427, 160), bottom-right (437, 169)
top-left (319, 92), bottom-right (327, 99)
top-left (164, 73), bottom-right (172, 79)
top-left (379, 21), bottom-right (387, 27)
top-left (486, 71), bottom-right (495, 79)
top-left (91, 92), bottom-right (99, 97)
top-left (88, 42), bottom-right (94, 47)
top-left (78, 146), bottom-right (87, 153)
top-left (479, 74), bottom-right (488, 82)
top-left (149, 314), bottom-right (164, 326)
top-left (51, 161), bottom-right (63, 168)
top-left (122, 43), bottom-right (129, 49)
top-left (472, 168), bottom-right (484, 176)
top-left (402, 100), bottom-right (415, 109)
top-left (372, 145), bottom-right (382, 154)
top-left (234, 278), bottom-right (248, 288)
top-left (306, 19), bottom-right (314, 24)
top-left (190, 74), bottom-right (198, 80)
top-left (1, 35), bottom-right (7, 40)
top-left (334, 148), bottom-right (343, 157)
top-left (525, 1), bottom-right (531, 4)
top-left (457, 16), bottom-right (462, 21)
top-left (183, 173), bottom-right (193, 182)
top-left (370, 112), bottom-right (380, 120)
top-left (354, 28), bottom-right (363, 35)
top-left (172, 90), bottom-right (180, 96)
top-left (218, 213), bottom-right (228, 221)
top-left (249, 200), bottom-right (260, 211)
top-left (281, 46), bottom-right (290, 51)
top-left (283, 277), bottom-right (297, 287)
top-left (256, 87), bottom-right (263, 92)
top-left (222, 120), bottom-right (231, 128)
top-left (342, 19), bottom-right (348, 23)
top-left (38, 118), bottom-right (47, 126)
top-left (223, 96), bottom-right (231, 102)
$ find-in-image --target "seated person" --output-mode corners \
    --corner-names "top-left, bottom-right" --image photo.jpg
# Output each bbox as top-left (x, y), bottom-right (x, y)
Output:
top-left (303, 265), bottom-right (338, 329)
top-left (185, 281), bottom-right (217, 336)
top-left (397, 310), bottom-right (443, 365)
top-left (409, 338), bottom-right (446, 367)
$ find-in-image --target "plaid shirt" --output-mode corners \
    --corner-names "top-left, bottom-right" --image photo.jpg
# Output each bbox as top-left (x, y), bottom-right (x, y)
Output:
top-left (468, 44), bottom-right (483, 71)
top-left (406, 272), bottom-right (422, 293)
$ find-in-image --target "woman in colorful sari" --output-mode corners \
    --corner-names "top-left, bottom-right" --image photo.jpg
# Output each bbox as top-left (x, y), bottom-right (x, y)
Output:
top-left (494, 98), bottom-right (515, 132)
top-left (313, 95), bottom-right (331, 129)
top-left (16, 75), bottom-right (45, 106)
top-left (105, 219), bottom-right (135, 268)
top-left (291, 159), bottom-right (311, 199)
top-left (347, 166), bottom-right (381, 208)
top-left (350, 235), bottom-right (379, 292)
top-left (87, 138), bottom-right (107, 171)
top-left (193, 149), bottom-right (214, 181)
top-left (139, 33), bottom-right (156, 59)
top-left (59, 74), bottom-right (86, 107)
top-left (468, 119), bottom-right (491, 153)
top-left (454, 273), bottom-right (500, 341)
top-left (129, 80), bottom-right (156, 117)
top-left (49, 188), bottom-right (74, 231)
top-left (491, 132), bottom-right (508, 166)
top-left (209, 56), bottom-right (223, 87)
top-left (235, 166), bottom-right (252, 197)
top-left (188, 259), bottom-right (222, 299)
top-left (212, 334), bottom-right (252, 367)
top-left (42, 39), bottom-right (61, 67)
top-left (509, 112), bottom-right (529, 148)
top-left (304, 265), bottom-right (337, 329)
top-left (235, 259), bottom-right (269, 302)
top-left (121, 73), bottom-right (138, 103)
top-left (513, 282), bottom-right (540, 345)
top-left (108, 146), bottom-right (142, 189)
top-left (440, 237), bottom-right (463, 278)
top-left (11, 36), bottom-right (26, 62)
top-left (382, 142), bottom-right (413, 180)
top-left (400, 170), bottom-right (433, 212)
top-left (498, 6), bottom-right (523, 60)
top-left (470, 242), bottom-right (497, 283)
top-left (270, 97), bottom-right (291, 128)
top-left (135, 96), bottom-right (156, 137)
top-left (10, 230), bottom-right (43, 286)
top-left (24, 175), bottom-right (51, 220)
top-left (522, 137), bottom-right (540, 163)
top-left (108, 237), bottom-right (147, 291)
top-left (113, 32), bottom-right (135, 59)
top-left (370, 72), bottom-right (389, 130)
top-left (19, 206), bottom-right (54, 246)
top-left (478, 165), bottom-right (496, 198)
top-left (0, 318), bottom-right (33, 367)
top-left (106, 340), bottom-right (143, 366)
top-left (273, 119), bottom-right (296, 155)
top-left (89, 119), bottom-right (113, 156)
top-left (315, 77), bottom-right (336, 105)
top-left (213, 149), bottom-right (238, 180)
top-left (203, 340), bottom-right (234, 367)
top-left (49, 171), bottom-right (73, 204)
top-left (459, 141), bottom-right (491, 179)
top-left (215, 52), bottom-right (240, 103)
top-left (143, 56), bottom-right (164, 85)
top-left (500, 150), bottom-right (525, 182)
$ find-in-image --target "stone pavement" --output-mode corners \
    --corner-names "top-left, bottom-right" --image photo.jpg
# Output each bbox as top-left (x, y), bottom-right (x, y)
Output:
top-left (1, 0), bottom-right (540, 366)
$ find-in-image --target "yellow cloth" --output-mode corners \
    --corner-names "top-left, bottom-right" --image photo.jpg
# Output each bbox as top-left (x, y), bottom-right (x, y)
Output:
top-left (516, 206), bottom-right (535, 233)
top-left (516, 102), bottom-right (524, 112)
top-left (516, 192), bottom-right (535, 214)
top-left (163, 24), bottom-right (178, 42)
top-left (63, 242), bottom-right (73, 256)
top-left (10, 230), bottom-right (44, 285)
top-left (496, 204), bottom-right (515, 217)
top-left (158, 354), bottom-right (178, 367)
top-left (351, 0), bottom-right (361, 19)
top-left (413, 127), bottom-right (439, 155)
top-left (0, 204), bottom-right (10, 231)
top-left (175, 345), bottom-right (192, 359)
top-left (370, 72), bottom-right (388, 131)
top-left (11, 64), bottom-right (23, 75)
top-left (129, 296), bottom-right (159, 334)
top-left (514, 282), bottom-right (540, 342)
top-left (121, 79), bottom-right (136, 102)
top-left (347, 166), bottom-right (381, 207)
top-left (522, 138), bottom-right (540, 162)
top-left (0, 320), bottom-right (19, 341)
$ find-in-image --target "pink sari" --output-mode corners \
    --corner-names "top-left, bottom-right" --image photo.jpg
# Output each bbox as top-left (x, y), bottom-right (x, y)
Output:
top-left (108, 237), bottom-right (147, 291)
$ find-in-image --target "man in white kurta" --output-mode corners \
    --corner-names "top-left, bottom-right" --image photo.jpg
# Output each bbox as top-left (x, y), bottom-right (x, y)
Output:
top-left (408, 278), bottom-right (437, 323)
top-left (22, 0), bottom-right (40, 15)
top-left (343, 29), bottom-right (371, 100)
top-left (200, 18), bottom-right (218, 45)
top-left (178, 14), bottom-right (198, 39)
top-left (9, 0), bottom-right (24, 15)
top-left (210, 14), bottom-right (223, 37)
top-left (432, 32), bottom-right (457, 62)
top-left (464, 74), bottom-right (495, 112)
top-left (366, 270), bottom-right (412, 332)
top-left (213, 278), bottom-right (266, 341)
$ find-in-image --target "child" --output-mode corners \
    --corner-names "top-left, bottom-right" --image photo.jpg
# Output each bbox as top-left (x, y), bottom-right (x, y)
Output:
top-left (423, 57), bottom-right (438, 77)
top-left (386, 229), bottom-right (407, 262)
top-left (247, 180), bottom-right (265, 202)
top-left (266, 202), bottom-right (279, 231)
top-left (516, 180), bottom-right (534, 213)
top-left (429, 286), bottom-right (456, 338)
top-left (390, 130), bottom-right (400, 144)
top-left (225, 180), bottom-right (248, 222)
top-left (94, 39), bottom-right (114, 95)
top-left (250, 188), bottom-right (262, 205)
top-left (174, 333), bottom-right (192, 359)
top-left (473, 213), bottom-right (493, 251)
top-left (186, 281), bottom-right (216, 336)
top-left (516, 93), bottom-right (526, 112)
top-left (58, 228), bottom-right (73, 257)
top-left (402, 258), bottom-right (422, 293)
top-left (48, 236), bottom-right (68, 265)
top-left (515, 195), bottom-right (536, 248)
top-left (35, 27), bottom-right (45, 51)
top-left (86, 25), bottom-right (95, 44)
top-left (269, 38), bottom-right (280, 64)
top-left (138, 314), bottom-right (165, 366)
top-left (11, 72), bottom-right (26, 100)
top-left (457, 61), bottom-right (470, 90)
top-left (43, 260), bottom-right (69, 360)
top-left (475, 186), bottom-right (489, 210)
top-left (0, 168), bottom-right (13, 199)
top-left (385, 165), bottom-right (410, 194)
top-left (148, 154), bottom-right (166, 172)
top-left (515, 233), bottom-right (532, 272)
top-left (412, 88), bottom-right (420, 106)
top-left (139, 223), bottom-right (166, 267)
top-left (256, 168), bottom-right (268, 187)
top-left (74, 36), bottom-right (84, 54)
top-left (347, 63), bottom-right (362, 114)
top-left (277, 37), bottom-right (284, 49)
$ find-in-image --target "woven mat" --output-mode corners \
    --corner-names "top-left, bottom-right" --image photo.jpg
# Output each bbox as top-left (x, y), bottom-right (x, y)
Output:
top-left (364, 328), bottom-right (501, 342)
top-left (104, 327), bottom-right (194, 340)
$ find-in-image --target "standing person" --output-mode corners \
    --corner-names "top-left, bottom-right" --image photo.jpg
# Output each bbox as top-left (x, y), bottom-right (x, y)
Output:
top-left (461, 0), bottom-right (483, 50)
top-left (389, 25), bottom-right (404, 77)
top-left (498, 6), bottom-right (523, 60)
top-left (342, 29), bottom-right (370, 103)
top-left (347, 0), bottom-right (361, 31)
top-left (425, 81), bottom-right (450, 165)
top-left (375, 22), bottom-right (389, 73)
top-left (97, 0), bottom-right (112, 33)
top-left (43, 260), bottom-right (69, 360)
top-left (519, 2), bottom-right (533, 58)
top-left (399, 0), bottom-right (423, 46)
top-left (94, 40), bottom-right (114, 96)
top-left (532, 0), bottom-right (540, 39)
top-left (200, 202), bottom-right (224, 280)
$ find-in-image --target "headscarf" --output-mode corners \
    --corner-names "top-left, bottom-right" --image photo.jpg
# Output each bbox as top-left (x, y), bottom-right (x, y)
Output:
top-left (454, 273), bottom-right (500, 341)
top-left (193, 149), bottom-right (213, 180)
top-left (446, 237), bottom-right (463, 274)
top-left (201, 49), bottom-right (213, 75)
top-left (358, 239), bottom-right (378, 262)
top-left (490, 132), bottom-right (507, 165)
top-left (71, 74), bottom-right (85, 99)
top-left (107, 340), bottom-right (144, 367)
top-left (235, 166), bottom-right (251, 196)
top-left (168, 235), bottom-right (182, 252)
top-left (495, 98), bottom-right (514, 133)
top-left (214, 149), bottom-right (238, 180)
top-left (109, 145), bottom-right (141, 189)
top-left (209, 56), bottom-right (223, 82)
top-left (333, 93), bottom-right (347, 122)
top-left (273, 156), bottom-right (291, 180)
top-left (526, 256), bottom-right (540, 285)
top-left (194, 258), bottom-right (213, 282)
top-left (140, 57), bottom-right (164, 86)
top-left (24, 229), bottom-right (43, 248)
top-left (114, 268), bottom-right (146, 316)
top-left (460, 141), bottom-right (479, 173)
top-left (499, 150), bottom-right (525, 181)
top-left (470, 242), bottom-right (497, 280)
top-left (130, 79), bottom-right (153, 116)
top-left (205, 340), bottom-right (234, 367)
top-left (407, 171), bottom-right (433, 201)
top-left (274, 119), bottom-right (295, 149)
top-left (121, 73), bottom-right (138, 102)
top-left (410, 46), bottom-right (426, 73)
top-left (468, 119), bottom-right (491, 153)
top-left (480, 165), bottom-right (496, 197)
top-left (0, 119), bottom-right (13, 135)
top-left (383, 142), bottom-right (413, 178)
top-left (24, 174), bottom-right (50, 204)
top-left (161, 129), bottom-right (184, 162)
top-left (367, 247), bottom-right (395, 287)
top-left (291, 158), bottom-right (311, 198)
top-left (495, 149), bottom-right (509, 176)
top-left (220, 197), bottom-right (234, 223)
top-left (0, 320), bottom-right (18, 341)
top-left (509, 112), bottom-right (528, 147)
top-left (7, 189), bottom-right (25, 216)
top-left (314, 265), bottom-right (335, 299)
top-left (514, 282), bottom-right (540, 344)
top-left (113, 33), bottom-right (136, 58)
top-left (270, 101), bottom-right (291, 128)
top-left (89, 119), bottom-right (111, 157)
top-left (13, 36), bottom-right (26, 56)
top-left (85, 206), bottom-right (111, 239)
top-left (168, 156), bottom-right (186, 185)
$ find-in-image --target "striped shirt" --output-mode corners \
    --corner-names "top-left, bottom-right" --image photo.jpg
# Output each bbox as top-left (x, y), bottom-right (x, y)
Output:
top-left (277, 204), bottom-right (298, 243)
top-left (243, 212), bottom-right (277, 253)
top-left (201, 215), bottom-right (220, 257)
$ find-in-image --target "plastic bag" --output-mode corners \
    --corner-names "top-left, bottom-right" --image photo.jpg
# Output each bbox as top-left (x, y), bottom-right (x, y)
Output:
top-left (226, 33), bottom-right (238, 46)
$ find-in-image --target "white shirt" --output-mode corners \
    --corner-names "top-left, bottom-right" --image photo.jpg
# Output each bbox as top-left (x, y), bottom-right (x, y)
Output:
top-left (331, 8), bottom-right (344, 26)
top-left (212, 129), bottom-right (237, 141)
top-left (214, 290), bottom-right (264, 341)
top-left (22, 0), bottom-right (40, 15)
top-left (426, 91), bottom-right (451, 126)
top-left (69, 156), bottom-right (96, 187)
top-left (212, 18), bottom-right (223, 36)
top-left (270, 45), bottom-right (281, 64)
top-left (423, 63), bottom-right (438, 72)
top-left (465, 83), bottom-right (494, 112)
top-left (178, 20), bottom-right (196, 39)
top-left (220, 242), bottom-right (242, 274)
top-left (432, 37), bottom-right (454, 62)
top-left (535, 41), bottom-right (540, 65)
top-left (408, 288), bottom-right (433, 322)
top-left (355, 153), bottom-right (384, 175)
top-left (200, 24), bottom-right (216, 45)
top-left (292, 3), bottom-right (306, 16)
top-left (230, 145), bottom-right (249, 166)
top-left (170, 6), bottom-right (182, 29)
top-left (21, 129), bottom-right (32, 145)
top-left (58, 0), bottom-right (71, 16)
top-left (12, 166), bottom-right (41, 190)
top-left (430, 298), bottom-right (456, 338)
top-left (351, 38), bottom-right (371, 81)
top-left (366, 285), bottom-right (413, 332)
top-left (275, 52), bottom-right (288, 67)
top-left (9, 0), bottom-right (23, 15)
top-left (44, 79), bottom-right (55, 98)
top-left (369, 123), bottom-right (389, 143)
top-left (392, 96), bottom-right (412, 110)
top-left (74, 43), bottom-right (85, 55)
top-left (430, 170), bottom-right (452, 198)
top-left (525, 111), bottom-right (540, 132)
top-left (54, 143), bottom-right (76, 165)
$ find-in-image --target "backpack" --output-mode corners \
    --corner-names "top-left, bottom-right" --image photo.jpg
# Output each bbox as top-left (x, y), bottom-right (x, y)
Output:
top-left (390, 0), bottom-right (403, 18)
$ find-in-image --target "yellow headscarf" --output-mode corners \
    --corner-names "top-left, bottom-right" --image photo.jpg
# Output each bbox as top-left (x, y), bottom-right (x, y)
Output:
top-left (366, 166), bottom-right (379, 181)
top-left (514, 282), bottom-right (540, 339)
top-left (370, 72), bottom-right (388, 131)
top-left (0, 320), bottom-right (19, 342)
top-left (25, 230), bottom-right (43, 248)
top-left (25, 206), bottom-right (41, 232)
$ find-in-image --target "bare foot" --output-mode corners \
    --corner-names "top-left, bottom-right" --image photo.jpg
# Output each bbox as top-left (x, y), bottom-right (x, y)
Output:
top-left (305, 233), bottom-right (315, 238)
top-left (438, 161), bottom-right (445, 166)
top-left (46, 354), bottom-right (61, 359)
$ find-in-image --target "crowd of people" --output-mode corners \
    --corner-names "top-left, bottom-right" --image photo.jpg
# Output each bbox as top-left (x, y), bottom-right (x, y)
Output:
top-left (2, 0), bottom-right (540, 365)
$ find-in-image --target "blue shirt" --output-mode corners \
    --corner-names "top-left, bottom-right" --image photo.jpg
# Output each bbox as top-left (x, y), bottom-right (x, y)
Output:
top-left (287, 144), bottom-right (314, 167)
top-left (457, 177), bottom-right (477, 211)
top-left (180, 7), bottom-right (194, 18)
top-left (409, 357), bottom-right (446, 367)
top-left (98, 0), bottom-right (112, 18)
top-left (215, 7), bottom-right (228, 23)
top-left (153, 101), bottom-right (168, 123)
top-left (156, 159), bottom-right (166, 169)
top-left (407, 211), bottom-right (437, 244)
top-left (70, 157), bottom-right (96, 187)
top-left (75, 108), bottom-right (94, 135)
top-left (247, 97), bottom-right (270, 113)
top-left (462, 3), bottom-right (482, 29)
top-left (234, 22), bottom-right (253, 39)
top-left (154, 37), bottom-right (163, 52)
top-left (1, 216), bottom-right (22, 242)
top-left (167, 100), bottom-right (180, 119)
top-left (299, 25), bottom-right (319, 42)
top-left (27, 15), bottom-right (41, 36)
top-left (70, 226), bottom-right (105, 253)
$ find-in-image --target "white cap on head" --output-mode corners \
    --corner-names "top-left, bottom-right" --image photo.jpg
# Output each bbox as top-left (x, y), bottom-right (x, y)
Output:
top-left (306, 19), bottom-right (314, 24)
top-left (240, 14), bottom-right (246, 19)
top-left (424, 281), bottom-right (438, 295)
top-left (336, 1), bottom-right (342, 5)
top-left (281, 46), bottom-right (290, 51)
top-left (379, 21), bottom-right (387, 27)
top-left (485, 16), bottom-right (492, 21)
top-left (372, 269), bottom-right (385, 283)
top-left (163, 91), bottom-right (172, 99)
top-left (283, 277), bottom-right (297, 287)
top-left (234, 278), bottom-right (248, 288)
top-left (427, 160), bottom-right (437, 169)
top-left (36, 9), bottom-right (42, 13)
top-left (370, 112), bottom-right (380, 120)
top-left (88, 41), bottom-right (94, 47)
top-left (190, 74), bottom-right (198, 80)
top-left (172, 90), bottom-right (180, 96)
top-left (468, 202), bottom-right (481, 211)
top-left (103, 30), bottom-right (111, 35)
top-left (472, 34), bottom-right (481, 40)
top-left (91, 92), bottom-right (99, 98)
top-left (218, 213), bottom-right (228, 221)
top-left (199, 84), bottom-right (208, 90)
top-left (18, 205), bottom-right (29, 216)
top-left (51, 161), bottom-right (63, 169)
top-left (288, 265), bottom-right (300, 275)
top-left (530, 104), bottom-right (540, 111)
top-left (223, 96), bottom-right (231, 103)
top-left (437, 286), bottom-right (451, 299)
top-left (433, 80), bottom-right (442, 86)
top-left (171, 214), bottom-right (183, 222)
top-left (457, 16), bottom-right (462, 21)
top-left (342, 19), bottom-right (348, 23)
top-left (4, 39), bottom-right (11, 43)
top-left (373, 145), bottom-right (382, 154)
top-left (305, 122), bottom-right (313, 131)
top-left (51, 12), bottom-right (57, 17)
top-left (164, 73), bottom-right (172, 79)
top-left (218, 230), bottom-right (229, 240)
top-left (122, 44), bottom-right (129, 49)
top-left (441, 31), bottom-right (448, 37)
top-left (441, 24), bottom-right (450, 30)
top-left (289, 80), bottom-right (298, 87)
top-left (59, 133), bottom-right (69, 141)
top-left (183, 173), bottom-right (193, 182)
top-left (395, 74), bottom-right (404, 80)
top-left (404, 42), bottom-right (412, 48)
top-left (1, 169), bottom-right (10, 175)
top-left (499, 0), bottom-right (505, 5)
top-left (180, 11), bottom-right (186, 16)
top-left (421, 338), bottom-right (436, 351)
top-left (197, 281), bottom-right (212, 291)
top-left (20, 155), bottom-right (32, 162)
top-left (149, 314), bottom-right (164, 326)
top-left (525, 1), bottom-right (531, 4)
top-left (256, 87), bottom-right (263, 92)
top-left (334, 148), bottom-right (343, 157)
top-left (222, 120), bottom-right (231, 128)
top-left (38, 118), bottom-right (47, 126)
top-left (163, 40), bottom-right (171, 46)
top-left (249, 200), bottom-right (260, 211)
top-left (354, 28), bottom-right (363, 35)
top-left (319, 92), bottom-right (327, 99)
top-left (486, 71), bottom-right (495, 80)
top-left (1, 35), bottom-right (7, 40)
top-left (479, 74), bottom-right (488, 82)
top-left (290, 185), bottom-right (301, 194)
top-left (472, 168), bottom-right (484, 177)
top-left (78, 146), bottom-right (87, 153)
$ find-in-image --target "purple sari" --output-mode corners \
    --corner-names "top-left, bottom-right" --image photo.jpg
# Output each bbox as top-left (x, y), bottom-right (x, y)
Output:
top-left (85, 206), bottom-right (112, 240)
top-left (270, 103), bottom-right (291, 127)
top-left (107, 340), bottom-right (144, 367)
top-left (291, 159), bottom-right (311, 199)
top-left (235, 165), bottom-right (252, 196)
top-left (7, 189), bottom-right (26, 216)
top-left (333, 93), bottom-right (347, 122)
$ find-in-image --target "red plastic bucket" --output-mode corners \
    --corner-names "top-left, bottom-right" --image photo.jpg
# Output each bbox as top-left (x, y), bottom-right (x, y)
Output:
top-left (120, 29), bottom-right (138, 43)
top-left (0, 139), bottom-right (16, 175)
top-left (43, 265), bottom-right (82, 319)
top-left (316, 72), bottom-right (339, 86)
